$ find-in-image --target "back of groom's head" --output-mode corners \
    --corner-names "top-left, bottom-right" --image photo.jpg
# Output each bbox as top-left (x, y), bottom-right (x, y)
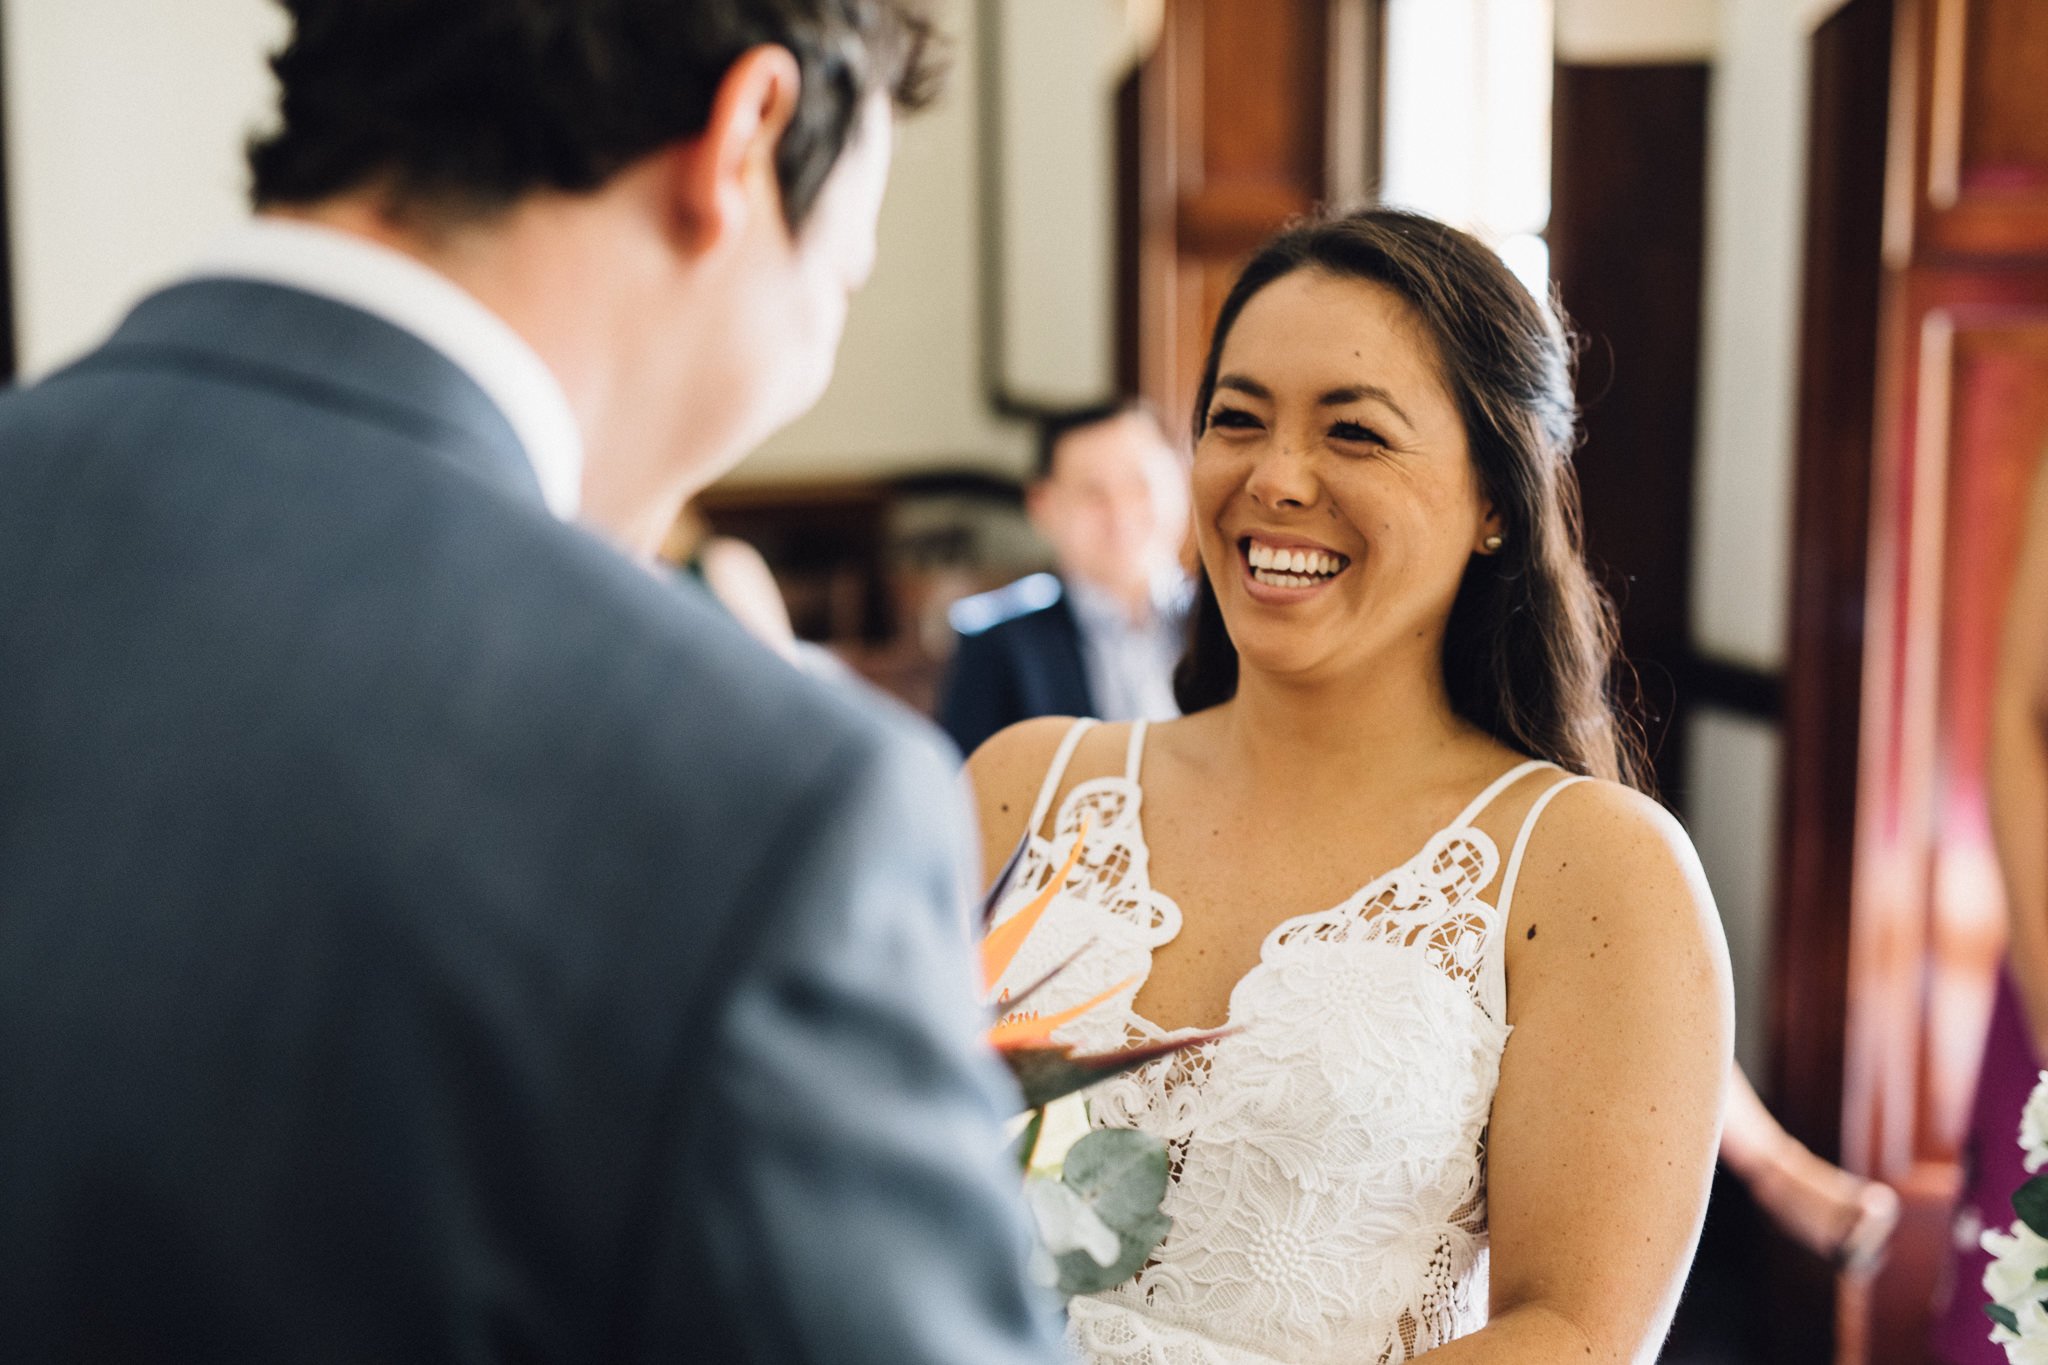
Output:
top-left (247, 0), bottom-right (941, 230)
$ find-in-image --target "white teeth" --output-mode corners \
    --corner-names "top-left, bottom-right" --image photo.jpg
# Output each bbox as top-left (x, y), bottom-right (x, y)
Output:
top-left (1245, 540), bottom-right (1346, 581)
top-left (1251, 568), bottom-right (1317, 588)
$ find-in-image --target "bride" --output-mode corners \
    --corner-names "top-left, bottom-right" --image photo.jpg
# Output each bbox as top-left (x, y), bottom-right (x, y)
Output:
top-left (971, 208), bottom-right (1733, 1362)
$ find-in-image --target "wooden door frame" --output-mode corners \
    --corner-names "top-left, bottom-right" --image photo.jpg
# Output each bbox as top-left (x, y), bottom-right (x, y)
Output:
top-left (0, 6), bottom-right (16, 386)
top-left (1774, 0), bottom-right (1897, 1357)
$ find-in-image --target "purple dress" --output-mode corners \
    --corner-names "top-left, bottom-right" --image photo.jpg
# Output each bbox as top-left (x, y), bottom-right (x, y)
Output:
top-left (1930, 970), bottom-right (2045, 1363)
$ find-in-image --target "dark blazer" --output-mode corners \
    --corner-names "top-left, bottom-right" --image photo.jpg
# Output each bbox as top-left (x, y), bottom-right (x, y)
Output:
top-left (936, 574), bottom-right (1095, 757)
top-left (0, 280), bottom-right (1061, 1364)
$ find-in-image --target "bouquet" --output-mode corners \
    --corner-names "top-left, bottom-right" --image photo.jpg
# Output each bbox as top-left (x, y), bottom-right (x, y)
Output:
top-left (978, 818), bottom-right (1225, 1295)
top-left (1984, 1070), bottom-right (2048, 1359)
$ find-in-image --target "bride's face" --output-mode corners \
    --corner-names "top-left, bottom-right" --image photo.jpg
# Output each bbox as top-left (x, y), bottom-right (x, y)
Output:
top-left (1191, 268), bottom-right (1501, 689)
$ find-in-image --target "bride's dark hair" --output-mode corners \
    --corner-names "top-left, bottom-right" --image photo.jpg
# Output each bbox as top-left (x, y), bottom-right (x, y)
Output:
top-left (1173, 207), bottom-right (1650, 790)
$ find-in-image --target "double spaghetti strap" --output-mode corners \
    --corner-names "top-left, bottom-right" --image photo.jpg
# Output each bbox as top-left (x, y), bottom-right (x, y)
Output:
top-left (1482, 772), bottom-right (1591, 1021)
top-left (1024, 718), bottom-right (1098, 838)
top-left (1499, 775), bottom-right (1589, 922)
top-left (1124, 720), bottom-right (1150, 784)
top-left (1452, 759), bottom-right (1553, 830)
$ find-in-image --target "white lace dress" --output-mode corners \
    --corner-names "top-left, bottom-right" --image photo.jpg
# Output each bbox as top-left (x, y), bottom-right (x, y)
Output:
top-left (988, 720), bottom-right (1584, 1364)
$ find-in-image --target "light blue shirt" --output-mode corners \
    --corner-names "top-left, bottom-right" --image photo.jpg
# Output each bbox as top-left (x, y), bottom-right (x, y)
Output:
top-left (1064, 571), bottom-right (1192, 724)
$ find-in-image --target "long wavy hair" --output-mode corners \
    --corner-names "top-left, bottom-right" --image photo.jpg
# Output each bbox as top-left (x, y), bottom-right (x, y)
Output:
top-left (1173, 208), bottom-right (1649, 790)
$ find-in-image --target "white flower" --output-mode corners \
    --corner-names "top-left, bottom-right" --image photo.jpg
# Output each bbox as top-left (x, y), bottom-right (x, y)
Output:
top-left (1998, 1300), bottom-right (2048, 1364)
top-left (2020, 1072), bottom-right (2048, 1174)
top-left (1983, 1221), bottom-right (2048, 1307)
top-left (1024, 1174), bottom-right (1121, 1268)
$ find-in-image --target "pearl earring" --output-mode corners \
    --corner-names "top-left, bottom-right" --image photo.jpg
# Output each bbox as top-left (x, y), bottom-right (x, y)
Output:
top-left (1483, 534), bottom-right (1504, 553)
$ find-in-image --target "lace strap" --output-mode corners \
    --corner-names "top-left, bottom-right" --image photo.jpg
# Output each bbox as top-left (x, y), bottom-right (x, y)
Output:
top-left (1124, 720), bottom-right (1150, 783)
top-left (1450, 758), bottom-right (1554, 829)
top-left (1484, 773), bottom-right (1590, 1021)
top-left (1025, 718), bottom-right (1099, 838)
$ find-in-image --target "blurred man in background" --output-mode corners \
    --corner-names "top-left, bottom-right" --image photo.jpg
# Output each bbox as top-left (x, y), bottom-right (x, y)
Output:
top-left (0, 2), bottom-right (1061, 1362)
top-left (939, 399), bottom-right (1191, 755)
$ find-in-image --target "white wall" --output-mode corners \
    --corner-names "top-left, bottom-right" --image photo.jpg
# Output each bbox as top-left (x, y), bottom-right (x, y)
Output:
top-left (988, 0), bottom-right (1121, 410)
top-left (1681, 0), bottom-right (1822, 1083)
top-left (1554, 0), bottom-right (1715, 64)
top-left (2, 0), bottom-right (284, 378)
top-left (0, 0), bottom-right (1031, 481)
top-left (1693, 0), bottom-right (1813, 673)
top-left (734, 0), bottom-right (1035, 482)
top-left (1686, 707), bottom-right (1785, 1077)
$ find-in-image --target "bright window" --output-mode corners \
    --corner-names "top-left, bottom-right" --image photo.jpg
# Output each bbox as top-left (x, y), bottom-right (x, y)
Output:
top-left (1380, 0), bottom-right (1556, 301)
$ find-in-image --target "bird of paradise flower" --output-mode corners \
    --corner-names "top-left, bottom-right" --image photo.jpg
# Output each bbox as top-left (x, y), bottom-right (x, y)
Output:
top-left (976, 816), bottom-right (1228, 1295)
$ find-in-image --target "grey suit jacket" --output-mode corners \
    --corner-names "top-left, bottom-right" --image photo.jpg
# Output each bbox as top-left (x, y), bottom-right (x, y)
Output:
top-left (0, 279), bottom-right (1062, 1363)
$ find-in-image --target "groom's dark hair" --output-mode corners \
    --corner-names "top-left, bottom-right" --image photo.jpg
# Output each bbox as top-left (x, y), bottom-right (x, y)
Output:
top-left (247, 0), bottom-right (943, 231)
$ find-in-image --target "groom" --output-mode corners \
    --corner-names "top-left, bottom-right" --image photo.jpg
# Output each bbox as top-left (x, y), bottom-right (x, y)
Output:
top-left (0, 2), bottom-right (1061, 1361)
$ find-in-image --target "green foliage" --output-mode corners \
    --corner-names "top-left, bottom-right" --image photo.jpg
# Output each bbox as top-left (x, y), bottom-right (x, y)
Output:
top-left (1011, 1107), bottom-right (1046, 1172)
top-left (1051, 1128), bottom-right (1175, 1296)
top-left (1004, 1031), bottom-right (1226, 1110)
top-left (2015, 1175), bottom-right (2048, 1240)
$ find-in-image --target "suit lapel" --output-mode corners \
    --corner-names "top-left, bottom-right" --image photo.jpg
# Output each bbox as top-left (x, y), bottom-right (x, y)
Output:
top-left (1040, 585), bottom-right (1098, 718)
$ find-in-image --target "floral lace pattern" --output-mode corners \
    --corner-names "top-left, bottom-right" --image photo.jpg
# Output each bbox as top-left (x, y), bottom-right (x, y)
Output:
top-left (988, 723), bottom-right (1550, 1365)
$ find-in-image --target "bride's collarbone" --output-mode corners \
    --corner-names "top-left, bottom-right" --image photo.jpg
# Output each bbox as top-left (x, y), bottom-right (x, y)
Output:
top-left (1104, 775), bottom-right (1526, 1037)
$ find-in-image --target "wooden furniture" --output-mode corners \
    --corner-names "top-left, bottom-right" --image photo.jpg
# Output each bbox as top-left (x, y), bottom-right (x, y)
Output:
top-left (695, 476), bottom-right (1034, 712)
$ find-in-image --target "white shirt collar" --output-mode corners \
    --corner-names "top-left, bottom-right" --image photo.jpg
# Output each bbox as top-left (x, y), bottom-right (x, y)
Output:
top-left (1065, 566), bottom-right (1194, 632)
top-left (192, 217), bottom-right (584, 520)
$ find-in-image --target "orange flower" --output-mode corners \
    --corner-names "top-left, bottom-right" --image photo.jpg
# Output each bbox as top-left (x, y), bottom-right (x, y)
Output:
top-left (979, 816), bottom-right (1090, 994)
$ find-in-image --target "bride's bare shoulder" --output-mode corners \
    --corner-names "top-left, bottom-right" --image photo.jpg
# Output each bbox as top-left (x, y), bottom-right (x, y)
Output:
top-left (1523, 777), bottom-right (1705, 893)
top-left (962, 717), bottom-right (1090, 880)
top-left (1502, 776), bottom-right (1730, 1001)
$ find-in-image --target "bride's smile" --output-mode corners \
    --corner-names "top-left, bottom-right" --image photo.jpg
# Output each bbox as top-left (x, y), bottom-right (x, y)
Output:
top-left (1239, 536), bottom-right (1351, 594)
top-left (1190, 267), bottom-right (1502, 688)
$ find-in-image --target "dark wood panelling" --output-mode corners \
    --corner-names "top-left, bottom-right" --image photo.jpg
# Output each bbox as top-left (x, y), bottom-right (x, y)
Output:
top-left (1117, 65), bottom-right (1142, 399)
top-left (1672, 654), bottom-right (1784, 723)
top-left (1548, 63), bottom-right (1709, 800)
top-left (0, 7), bottom-right (15, 386)
top-left (1137, 0), bottom-right (1336, 436)
top-left (1905, 0), bottom-right (2048, 259)
top-left (1775, 2), bottom-right (1895, 1357)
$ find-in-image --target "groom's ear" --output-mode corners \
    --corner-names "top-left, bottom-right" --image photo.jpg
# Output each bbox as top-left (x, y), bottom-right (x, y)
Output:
top-left (663, 45), bottom-right (802, 257)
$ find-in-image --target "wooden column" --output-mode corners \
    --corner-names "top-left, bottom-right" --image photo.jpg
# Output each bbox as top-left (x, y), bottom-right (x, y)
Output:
top-left (1547, 61), bottom-right (1711, 799)
top-left (1775, 5), bottom-right (1898, 1358)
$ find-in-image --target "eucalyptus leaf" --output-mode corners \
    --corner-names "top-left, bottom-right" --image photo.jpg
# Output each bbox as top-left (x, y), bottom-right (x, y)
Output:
top-left (1063, 1127), bottom-right (1172, 1231)
top-left (2015, 1174), bottom-right (2048, 1239)
top-left (2036, 1263), bottom-right (2048, 1282)
top-left (1046, 1128), bottom-right (1176, 1296)
top-left (1055, 1208), bottom-right (1173, 1295)
top-left (1988, 1302), bottom-right (2021, 1334)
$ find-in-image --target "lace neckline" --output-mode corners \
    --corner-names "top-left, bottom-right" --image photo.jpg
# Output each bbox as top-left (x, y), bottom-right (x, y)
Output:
top-left (1049, 719), bottom-right (1551, 1041)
